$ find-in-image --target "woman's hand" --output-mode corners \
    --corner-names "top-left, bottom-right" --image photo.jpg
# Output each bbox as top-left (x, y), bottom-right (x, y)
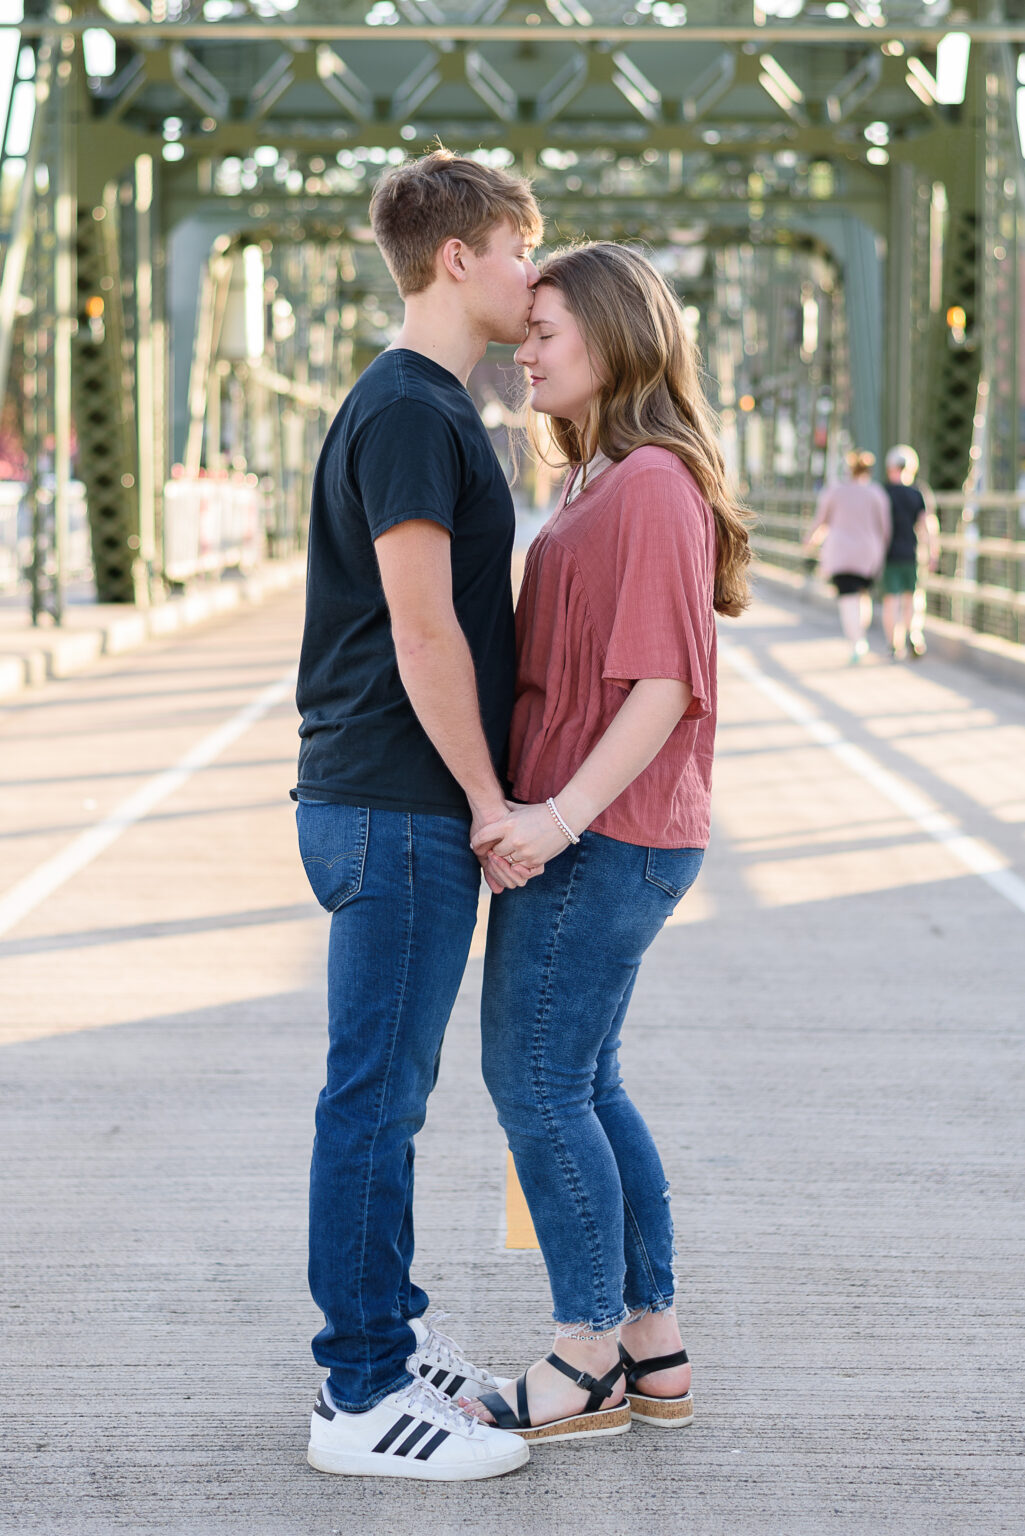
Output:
top-left (472, 800), bottom-right (572, 870)
top-left (471, 801), bottom-right (536, 892)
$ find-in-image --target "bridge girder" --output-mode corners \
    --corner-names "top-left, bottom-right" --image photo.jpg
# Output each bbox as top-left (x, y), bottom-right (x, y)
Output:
top-left (5, 0), bottom-right (1020, 604)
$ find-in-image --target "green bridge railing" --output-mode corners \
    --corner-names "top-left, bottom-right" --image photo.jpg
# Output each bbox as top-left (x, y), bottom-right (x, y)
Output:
top-left (750, 489), bottom-right (1025, 650)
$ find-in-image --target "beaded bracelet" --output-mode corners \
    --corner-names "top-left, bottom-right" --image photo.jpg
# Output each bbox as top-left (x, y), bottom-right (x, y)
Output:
top-left (546, 796), bottom-right (580, 845)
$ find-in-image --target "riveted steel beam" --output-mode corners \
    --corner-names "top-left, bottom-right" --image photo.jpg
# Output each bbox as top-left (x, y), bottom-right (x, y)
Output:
top-left (17, 21), bottom-right (1025, 44)
top-left (73, 193), bottom-right (143, 603)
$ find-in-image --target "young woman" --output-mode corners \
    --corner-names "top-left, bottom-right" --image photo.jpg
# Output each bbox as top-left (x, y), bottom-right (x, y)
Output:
top-left (803, 450), bottom-right (891, 664)
top-left (466, 243), bottom-right (751, 1442)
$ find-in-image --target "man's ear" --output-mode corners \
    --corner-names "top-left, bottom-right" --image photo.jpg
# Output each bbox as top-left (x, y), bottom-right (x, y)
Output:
top-left (438, 237), bottom-right (470, 284)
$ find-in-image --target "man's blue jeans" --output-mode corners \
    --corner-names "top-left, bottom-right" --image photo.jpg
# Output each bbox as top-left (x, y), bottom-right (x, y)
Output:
top-left (481, 831), bottom-right (703, 1335)
top-left (296, 800), bottom-right (481, 1412)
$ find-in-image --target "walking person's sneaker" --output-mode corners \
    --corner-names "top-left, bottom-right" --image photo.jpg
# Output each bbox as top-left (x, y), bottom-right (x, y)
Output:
top-left (307, 1375), bottom-right (529, 1481)
top-left (408, 1311), bottom-right (505, 1399)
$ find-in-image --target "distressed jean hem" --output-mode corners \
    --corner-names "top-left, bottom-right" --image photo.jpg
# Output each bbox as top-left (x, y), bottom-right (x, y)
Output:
top-left (553, 1303), bottom-right (631, 1336)
top-left (622, 1294), bottom-right (675, 1321)
top-left (325, 1364), bottom-right (413, 1415)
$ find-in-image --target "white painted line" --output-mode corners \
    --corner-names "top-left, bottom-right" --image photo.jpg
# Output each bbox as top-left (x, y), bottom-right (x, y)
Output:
top-left (0, 668), bottom-right (297, 940)
top-left (720, 642), bottom-right (1025, 918)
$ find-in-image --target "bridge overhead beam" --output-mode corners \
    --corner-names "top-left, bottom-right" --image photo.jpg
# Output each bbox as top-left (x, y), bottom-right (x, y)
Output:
top-left (18, 17), bottom-right (1025, 45)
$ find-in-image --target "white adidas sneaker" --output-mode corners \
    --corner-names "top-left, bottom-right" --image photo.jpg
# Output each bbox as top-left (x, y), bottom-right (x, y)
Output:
top-left (408, 1312), bottom-right (505, 1400)
top-left (307, 1374), bottom-right (529, 1481)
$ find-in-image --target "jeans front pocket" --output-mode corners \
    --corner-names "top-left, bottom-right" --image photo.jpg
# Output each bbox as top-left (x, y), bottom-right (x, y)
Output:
top-left (644, 846), bottom-right (704, 901)
top-left (296, 801), bottom-right (370, 912)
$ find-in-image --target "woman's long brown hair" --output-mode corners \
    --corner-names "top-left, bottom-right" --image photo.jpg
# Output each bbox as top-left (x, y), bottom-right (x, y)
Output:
top-left (527, 242), bottom-right (752, 617)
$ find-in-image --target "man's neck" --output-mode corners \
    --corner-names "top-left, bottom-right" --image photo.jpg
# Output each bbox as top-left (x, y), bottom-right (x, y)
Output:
top-left (389, 295), bottom-right (486, 387)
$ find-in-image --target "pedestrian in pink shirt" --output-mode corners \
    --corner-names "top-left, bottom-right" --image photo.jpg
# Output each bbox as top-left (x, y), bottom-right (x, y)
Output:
top-left (804, 450), bottom-right (892, 663)
top-left (465, 243), bottom-right (751, 1443)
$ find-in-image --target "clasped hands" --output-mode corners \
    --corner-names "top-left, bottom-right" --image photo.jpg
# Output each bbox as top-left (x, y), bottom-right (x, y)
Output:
top-left (471, 798), bottom-right (572, 894)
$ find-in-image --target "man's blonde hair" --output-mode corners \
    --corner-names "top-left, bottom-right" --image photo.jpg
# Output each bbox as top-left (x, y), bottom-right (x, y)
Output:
top-left (369, 147), bottom-right (543, 298)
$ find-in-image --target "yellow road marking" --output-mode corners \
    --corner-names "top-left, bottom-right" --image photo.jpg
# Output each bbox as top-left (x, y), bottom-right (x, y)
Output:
top-left (505, 1150), bottom-right (539, 1249)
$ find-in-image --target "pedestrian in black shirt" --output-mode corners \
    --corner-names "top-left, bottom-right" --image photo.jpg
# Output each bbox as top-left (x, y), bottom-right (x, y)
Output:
top-left (294, 148), bottom-right (544, 1483)
top-left (881, 444), bottom-right (940, 660)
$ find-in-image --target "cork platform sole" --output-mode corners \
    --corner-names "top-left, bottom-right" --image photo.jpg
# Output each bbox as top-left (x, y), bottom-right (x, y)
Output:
top-left (626, 1389), bottom-right (694, 1428)
top-left (477, 1351), bottom-right (631, 1444)
top-left (515, 1401), bottom-right (632, 1443)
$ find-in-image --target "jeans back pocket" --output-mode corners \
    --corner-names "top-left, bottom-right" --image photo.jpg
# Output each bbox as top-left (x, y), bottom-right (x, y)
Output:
top-left (644, 846), bottom-right (704, 901)
top-left (296, 801), bottom-right (370, 912)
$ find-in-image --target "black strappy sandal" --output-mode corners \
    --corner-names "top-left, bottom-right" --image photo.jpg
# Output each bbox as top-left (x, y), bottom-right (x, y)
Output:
top-left (618, 1343), bottom-right (694, 1427)
top-left (476, 1353), bottom-right (631, 1442)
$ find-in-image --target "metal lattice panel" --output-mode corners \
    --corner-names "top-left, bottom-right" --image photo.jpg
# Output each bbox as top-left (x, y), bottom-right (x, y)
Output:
top-left (77, 1), bottom-right (951, 166)
top-left (72, 194), bottom-right (142, 602)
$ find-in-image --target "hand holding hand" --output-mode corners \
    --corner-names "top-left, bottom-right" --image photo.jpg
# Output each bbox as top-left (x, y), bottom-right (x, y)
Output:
top-left (471, 800), bottom-right (574, 871)
top-left (471, 800), bottom-right (543, 893)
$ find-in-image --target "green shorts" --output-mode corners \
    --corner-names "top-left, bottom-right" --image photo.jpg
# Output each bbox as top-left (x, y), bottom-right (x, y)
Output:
top-left (881, 560), bottom-right (918, 595)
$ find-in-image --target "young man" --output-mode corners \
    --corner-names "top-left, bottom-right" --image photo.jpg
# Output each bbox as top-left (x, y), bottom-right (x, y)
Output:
top-left (292, 149), bottom-right (543, 1481)
top-left (880, 444), bottom-right (940, 660)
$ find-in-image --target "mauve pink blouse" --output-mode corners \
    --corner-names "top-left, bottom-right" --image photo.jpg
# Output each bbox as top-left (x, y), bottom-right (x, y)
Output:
top-left (508, 445), bottom-right (717, 850)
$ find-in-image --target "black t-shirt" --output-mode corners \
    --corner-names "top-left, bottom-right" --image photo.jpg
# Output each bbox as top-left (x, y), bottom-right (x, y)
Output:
top-left (293, 348), bottom-right (516, 818)
top-left (885, 482), bottom-right (927, 562)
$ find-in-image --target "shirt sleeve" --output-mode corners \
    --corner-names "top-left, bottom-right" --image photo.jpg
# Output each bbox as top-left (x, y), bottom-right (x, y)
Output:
top-left (350, 399), bottom-right (461, 540)
top-left (601, 466), bottom-right (715, 718)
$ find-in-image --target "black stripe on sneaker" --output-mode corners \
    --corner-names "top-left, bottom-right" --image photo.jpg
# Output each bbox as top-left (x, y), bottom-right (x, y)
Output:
top-left (419, 1363), bottom-right (431, 1378)
top-left (430, 1368), bottom-right (450, 1388)
top-left (446, 1375), bottom-right (466, 1397)
top-left (392, 1421), bottom-right (433, 1457)
top-left (415, 1428), bottom-right (451, 1461)
top-left (371, 1414), bottom-right (415, 1454)
top-left (313, 1392), bottom-right (335, 1422)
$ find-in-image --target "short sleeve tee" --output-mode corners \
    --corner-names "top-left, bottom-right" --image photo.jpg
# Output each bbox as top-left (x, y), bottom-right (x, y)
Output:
top-left (509, 445), bottom-right (717, 849)
top-left (885, 482), bottom-right (927, 562)
top-left (294, 349), bottom-right (516, 817)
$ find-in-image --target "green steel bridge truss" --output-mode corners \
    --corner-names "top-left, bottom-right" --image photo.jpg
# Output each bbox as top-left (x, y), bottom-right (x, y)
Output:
top-left (1, 0), bottom-right (1022, 639)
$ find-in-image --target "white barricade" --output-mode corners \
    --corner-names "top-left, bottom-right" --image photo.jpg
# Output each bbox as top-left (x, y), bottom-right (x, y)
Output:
top-left (0, 481), bottom-right (19, 589)
top-left (0, 475), bottom-right (264, 591)
top-left (0, 480), bottom-right (92, 591)
top-left (162, 475), bottom-right (264, 584)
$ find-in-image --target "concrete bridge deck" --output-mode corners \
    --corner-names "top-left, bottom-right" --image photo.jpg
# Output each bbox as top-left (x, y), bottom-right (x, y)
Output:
top-left (1, 579), bottom-right (1023, 1535)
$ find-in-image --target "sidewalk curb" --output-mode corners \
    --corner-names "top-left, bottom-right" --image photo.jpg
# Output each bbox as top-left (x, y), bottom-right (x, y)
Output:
top-left (754, 560), bottom-right (1025, 693)
top-left (0, 557), bottom-right (307, 701)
